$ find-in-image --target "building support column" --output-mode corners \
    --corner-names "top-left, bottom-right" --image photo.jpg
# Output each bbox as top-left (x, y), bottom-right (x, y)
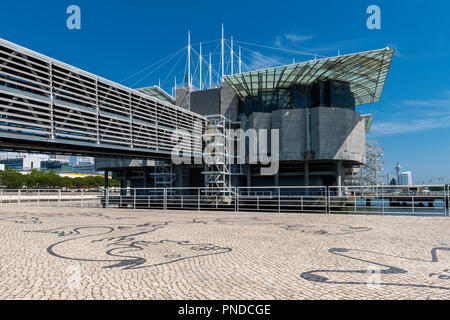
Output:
top-left (104, 170), bottom-right (109, 189)
top-left (246, 165), bottom-right (252, 187)
top-left (143, 168), bottom-right (148, 188)
top-left (337, 160), bottom-right (343, 196)
top-left (274, 173), bottom-right (279, 187)
top-left (304, 162), bottom-right (310, 186)
top-left (121, 169), bottom-right (127, 195)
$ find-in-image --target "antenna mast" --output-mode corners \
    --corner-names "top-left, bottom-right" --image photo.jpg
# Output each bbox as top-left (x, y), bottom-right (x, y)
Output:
top-left (209, 52), bottom-right (212, 88)
top-left (230, 36), bottom-right (234, 75)
top-left (221, 24), bottom-right (224, 82)
top-left (239, 46), bottom-right (242, 74)
top-left (199, 42), bottom-right (202, 90)
top-left (188, 30), bottom-right (191, 88)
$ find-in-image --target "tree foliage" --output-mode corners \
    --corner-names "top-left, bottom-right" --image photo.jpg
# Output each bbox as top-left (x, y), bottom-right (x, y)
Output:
top-left (0, 169), bottom-right (119, 189)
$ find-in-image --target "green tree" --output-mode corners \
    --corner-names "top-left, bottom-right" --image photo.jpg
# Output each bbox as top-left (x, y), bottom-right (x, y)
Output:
top-left (0, 169), bottom-right (25, 189)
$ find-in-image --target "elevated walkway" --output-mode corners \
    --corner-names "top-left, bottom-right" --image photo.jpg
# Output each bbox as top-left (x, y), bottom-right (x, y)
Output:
top-left (0, 38), bottom-right (205, 159)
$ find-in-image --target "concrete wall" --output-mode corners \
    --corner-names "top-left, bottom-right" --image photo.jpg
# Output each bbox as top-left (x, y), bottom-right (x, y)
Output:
top-left (248, 107), bottom-right (365, 163)
top-left (220, 82), bottom-right (239, 119)
top-left (272, 109), bottom-right (307, 161)
top-left (312, 107), bottom-right (365, 163)
top-left (190, 88), bottom-right (220, 116)
top-left (175, 88), bottom-right (191, 110)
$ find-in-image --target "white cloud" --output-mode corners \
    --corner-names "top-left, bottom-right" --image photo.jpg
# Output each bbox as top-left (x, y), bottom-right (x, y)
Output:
top-left (284, 34), bottom-right (316, 43)
top-left (370, 116), bottom-right (450, 136)
top-left (273, 34), bottom-right (316, 47)
top-left (247, 51), bottom-right (283, 70)
top-left (402, 98), bottom-right (450, 107)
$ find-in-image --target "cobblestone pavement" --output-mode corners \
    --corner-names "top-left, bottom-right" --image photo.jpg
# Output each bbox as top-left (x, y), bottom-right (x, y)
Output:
top-left (0, 206), bottom-right (449, 300)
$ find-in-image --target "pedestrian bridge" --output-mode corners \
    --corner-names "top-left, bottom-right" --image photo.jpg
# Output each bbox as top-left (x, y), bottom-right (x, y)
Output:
top-left (0, 38), bottom-right (205, 159)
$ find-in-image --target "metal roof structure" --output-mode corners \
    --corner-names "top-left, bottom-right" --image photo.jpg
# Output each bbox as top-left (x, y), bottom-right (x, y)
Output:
top-left (223, 48), bottom-right (395, 106)
top-left (136, 86), bottom-right (175, 104)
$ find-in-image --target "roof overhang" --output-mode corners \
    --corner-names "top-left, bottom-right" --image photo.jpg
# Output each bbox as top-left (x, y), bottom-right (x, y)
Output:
top-left (135, 86), bottom-right (175, 104)
top-left (223, 48), bottom-right (394, 106)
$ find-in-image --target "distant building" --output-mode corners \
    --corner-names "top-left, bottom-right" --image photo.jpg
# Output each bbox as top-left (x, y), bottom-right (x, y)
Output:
top-left (399, 171), bottom-right (413, 186)
top-left (0, 157), bottom-right (42, 172)
top-left (76, 157), bottom-right (95, 166)
top-left (50, 155), bottom-right (71, 163)
top-left (0, 152), bottom-right (50, 162)
top-left (41, 160), bottom-right (73, 173)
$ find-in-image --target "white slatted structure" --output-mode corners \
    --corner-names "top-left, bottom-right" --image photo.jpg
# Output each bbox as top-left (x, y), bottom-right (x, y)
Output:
top-left (0, 38), bottom-right (205, 158)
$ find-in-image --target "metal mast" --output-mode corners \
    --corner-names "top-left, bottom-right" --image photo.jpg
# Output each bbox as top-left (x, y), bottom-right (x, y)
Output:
top-left (199, 42), bottom-right (202, 90)
top-left (209, 52), bottom-right (212, 88)
top-left (238, 46), bottom-right (242, 74)
top-left (230, 36), bottom-right (234, 75)
top-left (221, 24), bottom-right (224, 81)
top-left (188, 30), bottom-right (191, 88)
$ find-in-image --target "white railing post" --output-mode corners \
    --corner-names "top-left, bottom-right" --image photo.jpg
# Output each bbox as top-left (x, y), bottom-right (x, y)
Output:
top-left (327, 187), bottom-right (330, 214)
top-left (412, 195), bottom-right (415, 215)
top-left (278, 187), bottom-right (281, 213)
top-left (58, 190), bottom-right (61, 207)
top-left (198, 189), bottom-right (200, 211)
top-left (133, 189), bottom-right (136, 210)
top-left (18, 190), bottom-right (21, 205)
top-left (81, 190), bottom-right (84, 208)
top-left (235, 187), bottom-right (239, 212)
top-left (164, 188), bottom-right (167, 211)
top-left (446, 185), bottom-right (449, 217)
top-left (106, 188), bottom-right (109, 208)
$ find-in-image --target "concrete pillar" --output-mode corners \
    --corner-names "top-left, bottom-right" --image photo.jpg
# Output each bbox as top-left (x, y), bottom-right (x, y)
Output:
top-left (104, 170), bottom-right (109, 189)
top-left (337, 161), bottom-right (343, 196)
top-left (246, 165), bottom-right (252, 187)
top-left (121, 169), bottom-right (127, 195)
top-left (304, 162), bottom-right (310, 186)
top-left (143, 168), bottom-right (148, 188)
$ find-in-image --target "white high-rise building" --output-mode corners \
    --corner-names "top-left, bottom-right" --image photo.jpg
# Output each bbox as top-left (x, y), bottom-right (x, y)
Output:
top-left (50, 155), bottom-right (71, 163)
top-left (76, 156), bottom-right (95, 165)
top-left (399, 171), bottom-right (413, 186)
top-left (0, 152), bottom-right (50, 161)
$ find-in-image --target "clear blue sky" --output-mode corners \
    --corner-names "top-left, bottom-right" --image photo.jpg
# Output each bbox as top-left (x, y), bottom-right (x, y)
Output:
top-left (1, 0), bottom-right (449, 183)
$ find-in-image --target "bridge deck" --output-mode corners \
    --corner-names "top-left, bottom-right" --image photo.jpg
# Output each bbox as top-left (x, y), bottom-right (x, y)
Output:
top-left (0, 38), bottom-right (205, 158)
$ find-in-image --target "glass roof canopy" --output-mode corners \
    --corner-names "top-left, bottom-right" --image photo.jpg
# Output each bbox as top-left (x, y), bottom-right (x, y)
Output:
top-left (223, 48), bottom-right (395, 106)
top-left (136, 86), bottom-right (175, 104)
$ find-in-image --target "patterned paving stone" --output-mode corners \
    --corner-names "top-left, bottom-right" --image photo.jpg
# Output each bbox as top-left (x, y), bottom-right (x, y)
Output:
top-left (0, 206), bottom-right (449, 300)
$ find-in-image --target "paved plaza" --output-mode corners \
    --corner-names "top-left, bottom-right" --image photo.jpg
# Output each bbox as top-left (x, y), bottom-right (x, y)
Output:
top-left (0, 206), bottom-right (449, 300)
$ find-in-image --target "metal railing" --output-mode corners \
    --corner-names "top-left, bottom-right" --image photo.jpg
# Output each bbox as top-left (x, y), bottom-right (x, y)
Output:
top-left (0, 185), bottom-right (448, 217)
top-left (329, 185), bottom-right (448, 217)
top-left (0, 189), bottom-right (103, 208)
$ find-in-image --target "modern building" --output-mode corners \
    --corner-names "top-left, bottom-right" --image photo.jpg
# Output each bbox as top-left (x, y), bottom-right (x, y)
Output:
top-left (0, 157), bottom-right (41, 172)
top-left (0, 36), bottom-right (394, 192)
top-left (399, 171), bottom-right (413, 186)
top-left (96, 48), bottom-right (395, 191)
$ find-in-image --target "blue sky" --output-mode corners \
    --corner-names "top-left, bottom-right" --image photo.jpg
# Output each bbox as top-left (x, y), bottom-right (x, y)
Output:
top-left (1, 0), bottom-right (449, 183)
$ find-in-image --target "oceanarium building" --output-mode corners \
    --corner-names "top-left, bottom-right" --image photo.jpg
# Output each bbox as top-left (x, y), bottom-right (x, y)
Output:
top-left (96, 48), bottom-right (395, 191)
